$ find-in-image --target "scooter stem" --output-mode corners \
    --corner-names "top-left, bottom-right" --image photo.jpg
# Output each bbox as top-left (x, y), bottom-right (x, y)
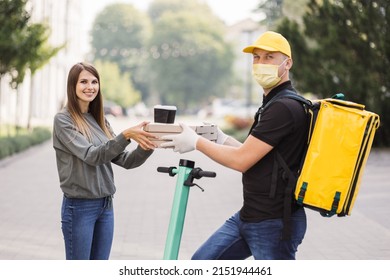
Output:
top-left (163, 159), bottom-right (194, 260)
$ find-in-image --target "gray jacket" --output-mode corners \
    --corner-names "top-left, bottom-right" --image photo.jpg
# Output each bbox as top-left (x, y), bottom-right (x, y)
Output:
top-left (53, 108), bottom-right (153, 198)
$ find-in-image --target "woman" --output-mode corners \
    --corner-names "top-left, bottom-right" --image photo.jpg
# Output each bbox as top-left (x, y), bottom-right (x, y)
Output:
top-left (53, 62), bottom-right (156, 260)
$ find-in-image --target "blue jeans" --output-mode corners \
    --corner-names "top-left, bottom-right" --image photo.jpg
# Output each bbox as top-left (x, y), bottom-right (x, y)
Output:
top-left (192, 208), bottom-right (306, 260)
top-left (61, 196), bottom-right (114, 260)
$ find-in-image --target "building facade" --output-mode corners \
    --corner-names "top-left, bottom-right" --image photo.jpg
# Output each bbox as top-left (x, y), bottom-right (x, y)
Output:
top-left (0, 0), bottom-right (85, 128)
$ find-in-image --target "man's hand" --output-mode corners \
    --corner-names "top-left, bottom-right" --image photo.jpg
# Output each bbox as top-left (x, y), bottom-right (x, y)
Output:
top-left (202, 122), bottom-right (228, 145)
top-left (216, 126), bottom-right (229, 145)
top-left (161, 123), bottom-right (200, 153)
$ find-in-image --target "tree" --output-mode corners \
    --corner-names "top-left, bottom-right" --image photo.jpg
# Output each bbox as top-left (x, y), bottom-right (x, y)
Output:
top-left (94, 60), bottom-right (141, 108)
top-left (147, 0), bottom-right (235, 111)
top-left (0, 0), bottom-right (61, 87)
top-left (148, 0), bottom-right (211, 23)
top-left (90, 3), bottom-right (152, 98)
top-left (277, 0), bottom-right (390, 146)
top-left (282, 0), bottom-right (310, 24)
top-left (255, 0), bottom-right (310, 29)
top-left (255, 0), bottom-right (284, 28)
top-left (0, 0), bottom-right (62, 133)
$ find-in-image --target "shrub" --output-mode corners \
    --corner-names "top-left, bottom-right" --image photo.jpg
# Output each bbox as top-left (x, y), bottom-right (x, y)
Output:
top-left (0, 127), bottom-right (51, 160)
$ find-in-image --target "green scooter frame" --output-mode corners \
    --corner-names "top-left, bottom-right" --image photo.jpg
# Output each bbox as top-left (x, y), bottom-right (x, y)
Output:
top-left (157, 159), bottom-right (216, 260)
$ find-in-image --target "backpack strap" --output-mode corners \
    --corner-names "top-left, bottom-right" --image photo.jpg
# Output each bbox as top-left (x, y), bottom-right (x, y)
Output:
top-left (275, 152), bottom-right (297, 240)
top-left (259, 90), bottom-right (312, 116)
top-left (259, 90), bottom-right (311, 240)
top-left (263, 90), bottom-right (311, 201)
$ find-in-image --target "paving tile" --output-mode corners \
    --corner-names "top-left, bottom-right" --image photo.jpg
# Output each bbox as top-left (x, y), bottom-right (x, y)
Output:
top-left (0, 122), bottom-right (389, 260)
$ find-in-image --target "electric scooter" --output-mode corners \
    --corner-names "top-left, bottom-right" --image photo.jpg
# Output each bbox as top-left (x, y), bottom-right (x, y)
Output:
top-left (157, 159), bottom-right (216, 260)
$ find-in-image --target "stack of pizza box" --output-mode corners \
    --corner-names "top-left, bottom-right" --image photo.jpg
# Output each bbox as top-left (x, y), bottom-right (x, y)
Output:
top-left (144, 122), bottom-right (217, 148)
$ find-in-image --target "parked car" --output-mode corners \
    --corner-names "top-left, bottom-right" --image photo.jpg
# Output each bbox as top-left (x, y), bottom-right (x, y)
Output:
top-left (103, 100), bottom-right (123, 117)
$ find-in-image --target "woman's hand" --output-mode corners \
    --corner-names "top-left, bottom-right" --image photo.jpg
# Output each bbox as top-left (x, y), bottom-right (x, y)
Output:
top-left (122, 121), bottom-right (157, 150)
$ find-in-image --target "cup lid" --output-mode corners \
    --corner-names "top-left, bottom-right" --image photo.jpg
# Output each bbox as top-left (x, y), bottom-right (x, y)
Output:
top-left (154, 105), bottom-right (177, 110)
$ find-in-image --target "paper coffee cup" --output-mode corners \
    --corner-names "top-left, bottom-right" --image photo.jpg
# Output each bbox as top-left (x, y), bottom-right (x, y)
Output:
top-left (154, 105), bottom-right (177, 123)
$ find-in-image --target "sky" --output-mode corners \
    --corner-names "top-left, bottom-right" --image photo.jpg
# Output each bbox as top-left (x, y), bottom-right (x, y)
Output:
top-left (81, 0), bottom-right (261, 53)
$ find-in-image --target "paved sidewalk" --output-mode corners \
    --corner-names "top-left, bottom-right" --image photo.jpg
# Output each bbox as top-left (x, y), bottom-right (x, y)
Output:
top-left (0, 126), bottom-right (389, 260)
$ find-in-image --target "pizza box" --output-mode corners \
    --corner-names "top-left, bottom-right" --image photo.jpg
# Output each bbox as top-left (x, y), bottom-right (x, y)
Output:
top-left (144, 122), bottom-right (217, 148)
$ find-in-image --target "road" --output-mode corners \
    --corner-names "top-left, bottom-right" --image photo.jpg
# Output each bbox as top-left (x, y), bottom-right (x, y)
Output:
top-left (0, 117), bottom-right (389, 260)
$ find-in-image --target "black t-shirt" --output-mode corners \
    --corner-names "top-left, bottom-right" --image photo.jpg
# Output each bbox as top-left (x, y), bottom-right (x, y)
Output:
top-left (240, 81), bottom-right (308, 222)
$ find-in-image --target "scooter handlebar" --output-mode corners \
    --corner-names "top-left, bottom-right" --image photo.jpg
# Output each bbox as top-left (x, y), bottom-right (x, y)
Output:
top-left (157, 167), bottom-right (171, 173)
top-left (191, 167), bottom-right (216, 179)
top-left (197, 170), bottom-right (216, 178)
top-left (157, 166), bottom-right (216, 179)
top-left (157, 166), bottom-right (177, 177)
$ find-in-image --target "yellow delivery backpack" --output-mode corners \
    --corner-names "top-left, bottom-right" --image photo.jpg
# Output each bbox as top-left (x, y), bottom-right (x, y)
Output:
top-left (263, 91), bottom-right (380, 221)
top-left (294, 97), bottom-right (380, 217)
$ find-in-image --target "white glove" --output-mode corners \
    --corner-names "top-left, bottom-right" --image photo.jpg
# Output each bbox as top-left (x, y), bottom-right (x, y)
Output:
top-left (202, 122), bottom-right (228, 145)
top-left (161, 123), bottom-right (200, 153)
top-left (216, 126), bottom-right (229, 145)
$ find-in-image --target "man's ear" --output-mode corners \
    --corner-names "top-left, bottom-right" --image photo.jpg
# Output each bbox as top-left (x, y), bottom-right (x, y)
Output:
top-left (286, 58), bottom-right (293, 70)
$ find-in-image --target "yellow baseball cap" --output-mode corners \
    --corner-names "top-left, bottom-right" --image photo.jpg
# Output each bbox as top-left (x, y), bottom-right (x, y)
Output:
top-left (243, 31), bottom-right (291, 58)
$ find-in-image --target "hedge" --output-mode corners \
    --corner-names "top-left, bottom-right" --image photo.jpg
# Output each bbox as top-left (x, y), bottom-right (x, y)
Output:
top-left (0, 127), bottom-right (52, 160)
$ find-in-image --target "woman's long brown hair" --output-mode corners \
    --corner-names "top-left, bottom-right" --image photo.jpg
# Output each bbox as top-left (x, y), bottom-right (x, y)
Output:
top-left (66, 62), bottom-right (112, 141)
